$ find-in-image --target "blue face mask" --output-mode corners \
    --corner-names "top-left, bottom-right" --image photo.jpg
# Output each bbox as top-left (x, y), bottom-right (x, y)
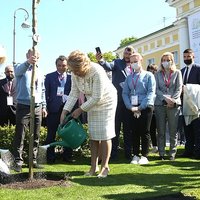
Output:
top-left (131, 62), bottom-right (140, 70)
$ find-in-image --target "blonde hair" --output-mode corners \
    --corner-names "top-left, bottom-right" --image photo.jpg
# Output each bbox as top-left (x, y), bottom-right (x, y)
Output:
top-left (67, 50), bottom-right (90, 73)
top-left (130, 52), bottom-right (143, 60)
top-left (159, 52), bottom-right (176, 72)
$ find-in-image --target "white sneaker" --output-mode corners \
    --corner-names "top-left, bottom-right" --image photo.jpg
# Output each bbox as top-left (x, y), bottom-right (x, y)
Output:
top-left (151, 146), bottom-right (158, 153)
top-left (138, 156), bottom-right (149, 165)
top-left (130, 155), bottom-right (140, 164)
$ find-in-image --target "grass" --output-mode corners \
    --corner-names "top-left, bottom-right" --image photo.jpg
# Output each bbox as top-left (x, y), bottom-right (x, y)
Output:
top-left (0, 146), bottom-right (200, 200)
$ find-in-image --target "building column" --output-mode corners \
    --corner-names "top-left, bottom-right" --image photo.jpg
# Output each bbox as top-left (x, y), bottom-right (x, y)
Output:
top-left (175, 18), bottom-right (189, 68)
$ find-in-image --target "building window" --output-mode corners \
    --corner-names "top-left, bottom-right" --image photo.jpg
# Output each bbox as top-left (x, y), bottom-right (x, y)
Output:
top-left (172, 51), bottom-right (178, 64)
top-left (147, 58), bottom-right (155, 65)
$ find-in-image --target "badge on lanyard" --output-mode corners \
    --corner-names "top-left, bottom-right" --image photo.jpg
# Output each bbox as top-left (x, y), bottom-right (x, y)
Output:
top-left (7, 96), bottom-right (13, 106)
top-left (131, 95), bottom-right (138, 106)
top-left (57, 86), bottom-right (64, 96)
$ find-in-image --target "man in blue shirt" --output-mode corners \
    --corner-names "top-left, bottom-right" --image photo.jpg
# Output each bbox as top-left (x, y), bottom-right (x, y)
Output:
top-left (12, 48), bottom-right (47, 172)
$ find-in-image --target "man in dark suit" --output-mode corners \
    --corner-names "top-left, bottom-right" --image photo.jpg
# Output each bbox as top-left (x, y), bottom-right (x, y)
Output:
top-left (96, 46), bottom-right (135, 160)
top-left (181, 48), bottom-right (200, 159)
top-left (0, 65), bottom-right (16, 126)
top-left (45, 55), bottom-right (73, 163)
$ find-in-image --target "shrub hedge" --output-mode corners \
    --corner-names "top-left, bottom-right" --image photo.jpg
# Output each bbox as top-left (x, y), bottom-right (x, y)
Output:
top-left (0, 124), bottom-right (90, 159)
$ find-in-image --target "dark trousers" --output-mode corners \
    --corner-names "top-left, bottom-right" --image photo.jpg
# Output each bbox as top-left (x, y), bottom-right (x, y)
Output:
top-left (150, 113), bottom-right (157, 146)
top-left (177, 115), bottom-right (185, 144)
top-left (13, 104), bottom-right (42, 165)
top-left (111, 101), bottom-right (132, 159)
top-left (183, 117), bottom-right (200, 158)
top-left (131, 107), bottom-right (153, 157)
top-left (45, 108), bottom-right (72, 162)
top-left (0, 106), bottom-right (16, 126)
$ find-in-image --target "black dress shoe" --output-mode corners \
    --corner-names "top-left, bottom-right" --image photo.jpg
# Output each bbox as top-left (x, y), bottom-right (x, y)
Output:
top-left (159, 156), bottom-right (165, 160)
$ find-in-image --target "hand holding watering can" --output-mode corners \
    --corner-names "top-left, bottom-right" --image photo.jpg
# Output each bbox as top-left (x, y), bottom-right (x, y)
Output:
top-left (41, 110), bottom-right (87, 150)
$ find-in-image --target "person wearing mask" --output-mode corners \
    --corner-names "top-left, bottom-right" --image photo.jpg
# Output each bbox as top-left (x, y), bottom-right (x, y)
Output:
top-left (146, 64), bottom-right (158, 153)
top-left (181, 48), bottom-right (200, 159)
top-left (12, 48), bottom-right (47, 172)
top-left (45, 55), bottom-right (73, 164)
top-left (122, 52), bottom-right (156, 165)
top-left (154, 52), bottom-right (182, 161)
top-left (60, 50), bottom-right (117, 178)
top-left (96, 46), bottom-right (135, 160)
top-left (0, 65), bottom-right (17, 126)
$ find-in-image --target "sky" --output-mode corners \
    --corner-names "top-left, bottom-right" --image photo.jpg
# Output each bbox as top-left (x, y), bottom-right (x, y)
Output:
top-left (0, 0), bottom-right (176, 76)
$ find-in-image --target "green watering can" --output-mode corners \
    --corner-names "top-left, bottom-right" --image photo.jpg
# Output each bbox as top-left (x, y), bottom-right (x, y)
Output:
top-left (41, 115), bottom-right (87, 150)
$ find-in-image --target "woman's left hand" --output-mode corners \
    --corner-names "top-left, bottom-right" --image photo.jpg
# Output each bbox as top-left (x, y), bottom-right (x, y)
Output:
top-left (71, 108), bottom-right (83, 119)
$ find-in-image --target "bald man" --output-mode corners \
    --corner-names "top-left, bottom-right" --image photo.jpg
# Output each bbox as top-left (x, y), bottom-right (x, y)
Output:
top-left (0, 65), bottom-right (16, 126)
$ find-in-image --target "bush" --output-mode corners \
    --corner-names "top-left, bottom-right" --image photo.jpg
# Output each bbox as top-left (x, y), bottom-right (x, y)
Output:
top-left (0, 124), bottom-right (90, 158)
top-left (0, 125), bottom-right (47, 158)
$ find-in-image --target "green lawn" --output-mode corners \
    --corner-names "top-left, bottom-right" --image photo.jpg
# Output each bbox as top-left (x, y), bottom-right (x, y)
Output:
top-left (0, 147), bottom-right (200, 200)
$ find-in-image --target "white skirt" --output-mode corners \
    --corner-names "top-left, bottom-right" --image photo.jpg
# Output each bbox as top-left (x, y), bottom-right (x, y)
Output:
top-left (87, 104), bottom-right (116, 141)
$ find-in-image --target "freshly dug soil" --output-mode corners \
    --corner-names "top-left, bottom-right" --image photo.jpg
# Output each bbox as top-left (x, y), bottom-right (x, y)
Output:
top-left (0, 171), bottom-right (71, 189)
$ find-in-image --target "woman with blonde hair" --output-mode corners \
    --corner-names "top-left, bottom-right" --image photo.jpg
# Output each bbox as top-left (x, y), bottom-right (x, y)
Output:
top-left (60, 50), bottom-right (117, 178)
top-left (154, 52), bottom-right (182, 160)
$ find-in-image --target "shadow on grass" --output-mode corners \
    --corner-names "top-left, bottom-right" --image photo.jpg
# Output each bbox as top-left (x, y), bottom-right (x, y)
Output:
top-left (69, 158), bottom-right (200, 200)
top-left (103, 192), bottom-right (196, 200)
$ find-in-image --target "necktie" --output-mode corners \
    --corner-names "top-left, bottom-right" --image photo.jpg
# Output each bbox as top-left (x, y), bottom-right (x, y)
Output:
top-left (183, 67), bottom-right (188, 85)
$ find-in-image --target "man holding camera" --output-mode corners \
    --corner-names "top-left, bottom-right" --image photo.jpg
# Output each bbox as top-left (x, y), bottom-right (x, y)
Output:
top-left (96, 46), bottom-right (135, 160)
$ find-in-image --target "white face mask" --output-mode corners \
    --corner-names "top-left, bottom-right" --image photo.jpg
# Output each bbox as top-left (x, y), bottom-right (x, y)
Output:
top-left (162, 61), bottom-right (171, 69)
top-left (131, 62), bottom-right (140, 70)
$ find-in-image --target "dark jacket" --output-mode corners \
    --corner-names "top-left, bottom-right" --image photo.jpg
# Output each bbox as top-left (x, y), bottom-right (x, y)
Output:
top-left (100, 59), bottom-right (127, 102)
top-left (181, 64), bottom-right (200, 85)
top-left (45, 71), bottom-right (71, 113)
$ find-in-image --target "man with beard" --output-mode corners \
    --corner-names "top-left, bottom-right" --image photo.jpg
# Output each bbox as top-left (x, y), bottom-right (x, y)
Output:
top-left (96, 46), bottom-right (135, 160)
top-left (181, 48), bottom-right (200, 159)
top-left (0, 65), bottom-right (16, 126)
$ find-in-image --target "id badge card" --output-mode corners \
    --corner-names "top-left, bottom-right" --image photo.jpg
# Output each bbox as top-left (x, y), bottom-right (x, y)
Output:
top-left (131, 95), bottom-right (138, 106)
top-left (57, 87), bottom-right (64, 96)
top-left (7, 96), bottom-right (13, 106)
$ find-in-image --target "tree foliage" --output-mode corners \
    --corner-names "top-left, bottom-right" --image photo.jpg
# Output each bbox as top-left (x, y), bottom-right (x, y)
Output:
top-left (120, 36), bottom-right (138, 47)
top-left (87, 51), bottom-right (116, 62)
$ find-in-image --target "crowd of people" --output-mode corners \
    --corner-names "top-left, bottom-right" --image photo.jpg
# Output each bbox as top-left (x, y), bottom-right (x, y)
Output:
top-left (0, 47), bottom-right (200, 178)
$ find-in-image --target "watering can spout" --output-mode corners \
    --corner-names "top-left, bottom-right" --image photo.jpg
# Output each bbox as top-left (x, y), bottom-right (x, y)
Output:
top-left (49, 141), bottom-right (70, 148)
top-left (39, 141), bottom-right (69, 150)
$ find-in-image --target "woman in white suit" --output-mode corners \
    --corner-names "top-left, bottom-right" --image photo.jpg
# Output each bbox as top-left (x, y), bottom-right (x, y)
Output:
top-left (60, 50), bottom-right (117, 178)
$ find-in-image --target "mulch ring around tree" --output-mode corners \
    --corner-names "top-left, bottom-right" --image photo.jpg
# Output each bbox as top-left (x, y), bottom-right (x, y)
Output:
top-left (0, 171), bottom-right (71, 189)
